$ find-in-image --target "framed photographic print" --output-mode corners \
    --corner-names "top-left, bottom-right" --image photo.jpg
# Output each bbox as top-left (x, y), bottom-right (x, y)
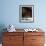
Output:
top-left (19, 5), bottom-right (34, 23)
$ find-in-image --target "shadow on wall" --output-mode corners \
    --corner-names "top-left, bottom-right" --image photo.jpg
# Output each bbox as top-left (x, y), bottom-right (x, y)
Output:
top-left (0, 24), bottom-right (7, 43)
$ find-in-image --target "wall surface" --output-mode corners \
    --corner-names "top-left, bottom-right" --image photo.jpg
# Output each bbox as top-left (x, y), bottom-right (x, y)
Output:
top-left (0, 0), bottom-right (46, 29)
top-left (0, 0), bottom-right (46, 45)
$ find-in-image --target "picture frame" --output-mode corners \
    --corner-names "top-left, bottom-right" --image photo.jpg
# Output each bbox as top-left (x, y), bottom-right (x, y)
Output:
top-left (19, 5), bottom-right (34, 23)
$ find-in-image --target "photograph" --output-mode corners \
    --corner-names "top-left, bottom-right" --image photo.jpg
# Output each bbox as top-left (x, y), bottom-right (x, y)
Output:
top-left (0, 0), bottom-right (45, 46)
top-left (19, 5), bottom-right (34, 23)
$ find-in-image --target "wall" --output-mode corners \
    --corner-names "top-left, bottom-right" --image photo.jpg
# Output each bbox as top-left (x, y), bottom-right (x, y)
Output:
top-left (0, 0), bottom-right (46, 44)
top-left (0, 0), bottom-right (46, 29)
top-left (0, 0), bottom-right (46, 28)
